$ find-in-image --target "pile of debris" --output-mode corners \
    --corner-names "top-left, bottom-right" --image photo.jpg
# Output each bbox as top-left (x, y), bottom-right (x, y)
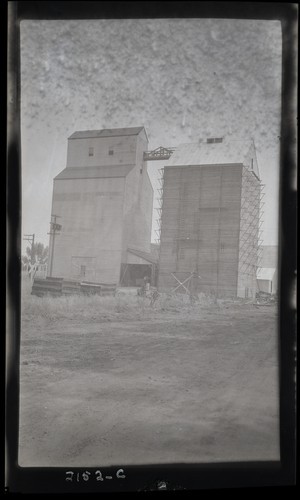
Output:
top-left (137, 285), bottom-right (160, 306)
top-left (255, 291), bottom-right (277, 306)
top-left (31, 277), bottom-right (116, 298)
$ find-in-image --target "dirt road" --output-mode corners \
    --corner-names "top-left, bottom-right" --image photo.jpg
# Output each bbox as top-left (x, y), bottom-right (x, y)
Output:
top-left (19, 303), bottom-right (279, 466)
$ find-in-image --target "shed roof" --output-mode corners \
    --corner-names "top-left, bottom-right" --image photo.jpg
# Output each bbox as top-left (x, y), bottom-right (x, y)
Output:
top-left (127, 248), bottom-right (158, 264)
top-left (54, 165), bottom-right (134, 180)
top-left (257, 268), bottom-right (276, 281)
top-left (69, 126), bottom-right (145, 140)
top-left (166, 139), bottom-right (260, 178)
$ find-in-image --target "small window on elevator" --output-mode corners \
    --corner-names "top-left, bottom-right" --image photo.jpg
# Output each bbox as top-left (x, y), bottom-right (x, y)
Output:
top-left (89, 147), bottom-right (94, 157)
top-left (109, 148), bottom-right (114, 155)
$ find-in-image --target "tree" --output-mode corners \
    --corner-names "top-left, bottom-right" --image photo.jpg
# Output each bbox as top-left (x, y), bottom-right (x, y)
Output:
top-left (22, 242), bottom-right (49, 266)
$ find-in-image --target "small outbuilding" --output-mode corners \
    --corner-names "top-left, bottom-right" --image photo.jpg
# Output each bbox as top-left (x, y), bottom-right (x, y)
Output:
top-left (256, 267), bottom-right (277, 295)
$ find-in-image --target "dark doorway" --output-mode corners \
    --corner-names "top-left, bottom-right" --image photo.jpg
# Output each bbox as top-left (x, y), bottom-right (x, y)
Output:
top-left (120, 264), bottom-right (153, 286)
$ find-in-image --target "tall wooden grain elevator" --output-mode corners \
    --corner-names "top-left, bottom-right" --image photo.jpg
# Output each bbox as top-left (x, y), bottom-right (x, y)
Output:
top-left (157, 138), bottom-right (263, 298)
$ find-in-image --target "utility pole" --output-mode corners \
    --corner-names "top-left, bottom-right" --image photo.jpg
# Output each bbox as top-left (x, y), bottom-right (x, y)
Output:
top-left (23, 233), bottom-right (35, 264)
top-left (47, 214), bottom-right (62, 277)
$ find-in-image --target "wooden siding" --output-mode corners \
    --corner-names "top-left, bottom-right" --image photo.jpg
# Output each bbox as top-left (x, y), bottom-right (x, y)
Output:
top-left (158, 165), bottom-right (242, 297)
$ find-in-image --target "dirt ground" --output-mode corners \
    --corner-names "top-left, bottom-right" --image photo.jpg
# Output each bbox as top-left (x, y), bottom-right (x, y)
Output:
top-left (18, 301), bottom-right (279, 466)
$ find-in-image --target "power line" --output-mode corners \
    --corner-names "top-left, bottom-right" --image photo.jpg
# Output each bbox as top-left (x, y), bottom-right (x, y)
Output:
top-left (47, 214), bottom-right (62, 277)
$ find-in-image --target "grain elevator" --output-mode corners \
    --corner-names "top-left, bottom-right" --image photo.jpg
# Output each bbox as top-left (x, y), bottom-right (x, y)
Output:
top-left (157, 138), bottom-right (263, 298)
top-left (48, 127), bottom-right (154, 284)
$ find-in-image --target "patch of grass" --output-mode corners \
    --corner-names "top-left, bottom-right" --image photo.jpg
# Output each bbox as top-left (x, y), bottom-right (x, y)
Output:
top-left (21, 276), bottom-right (230, 324)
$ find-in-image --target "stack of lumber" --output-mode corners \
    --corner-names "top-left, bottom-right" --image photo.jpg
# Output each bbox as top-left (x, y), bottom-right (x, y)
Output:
top-left (80, 281), bottom-right (102, 295)
top-left (31, 277), bottom-right (63, 297)
top-left (31, 278), bottom-right (116, 297)
top-left (61, 279), bottom-right (81, 295)
top-left (98, 283), bottom-right (116, 296)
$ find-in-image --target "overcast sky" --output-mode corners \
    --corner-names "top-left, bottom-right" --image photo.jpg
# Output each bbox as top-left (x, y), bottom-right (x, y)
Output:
top-left (20, 18), bottom-right (282, 254)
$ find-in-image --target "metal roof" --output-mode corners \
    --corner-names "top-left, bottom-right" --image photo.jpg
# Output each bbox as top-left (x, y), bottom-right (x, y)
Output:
top-left (54, 165), bottom-right (134, 180)
top-left (257, 268), bottom-right (276, 281)
top-left (165, 139), bottom-right (259, 177)
top-left (68, 127), bottom-right (145, 140)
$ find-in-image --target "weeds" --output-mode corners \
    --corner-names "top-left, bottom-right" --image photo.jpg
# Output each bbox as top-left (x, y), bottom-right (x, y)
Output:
top-left (21, 276), bottom-right (227, 324)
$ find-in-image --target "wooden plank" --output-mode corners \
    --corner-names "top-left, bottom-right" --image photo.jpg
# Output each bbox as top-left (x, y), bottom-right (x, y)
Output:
top-left (32, 283), bottom-right (61, 290)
